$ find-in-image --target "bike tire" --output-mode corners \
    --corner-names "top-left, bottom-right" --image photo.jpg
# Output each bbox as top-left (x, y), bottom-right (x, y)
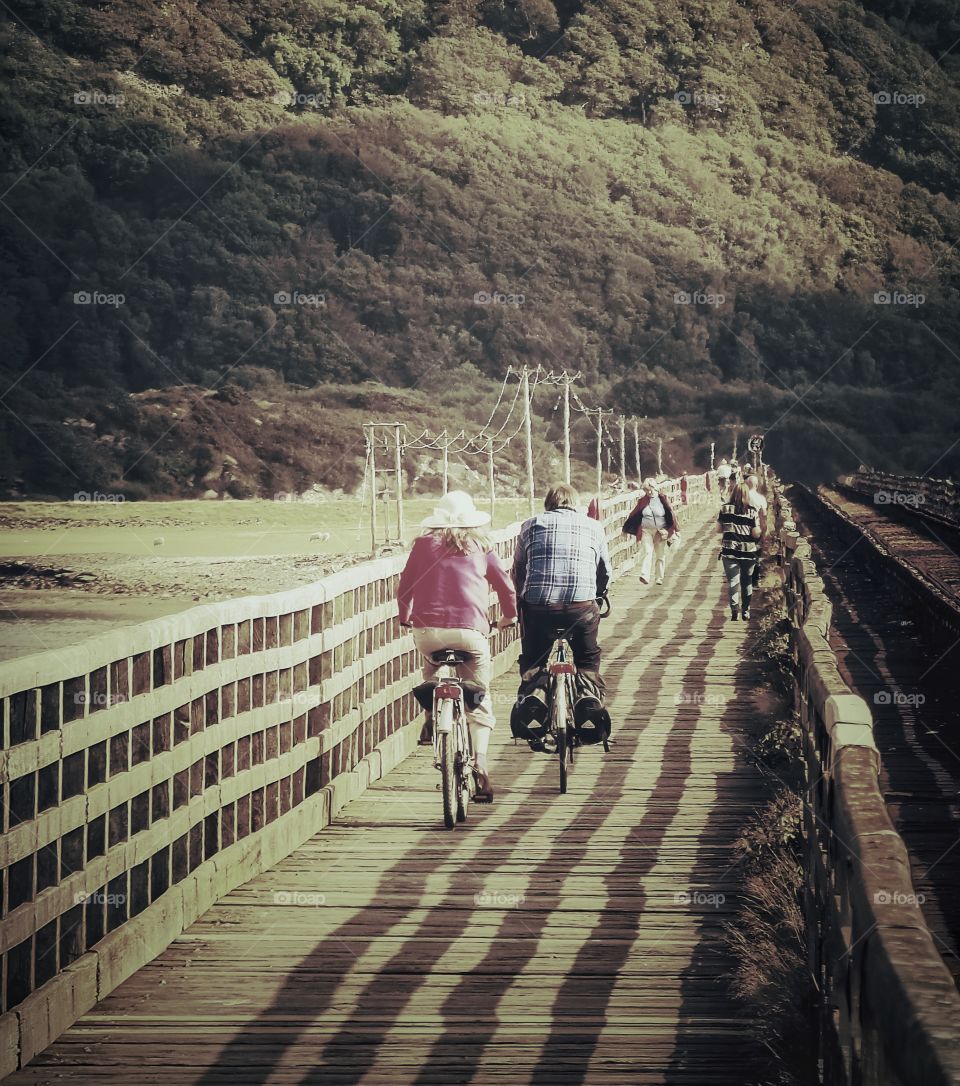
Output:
top-left (439, 705), bottom-right (457, 829)
top-left (553, 677), bottom-right (568, 795)
top-left (455, 704), bottom-right (470, 822)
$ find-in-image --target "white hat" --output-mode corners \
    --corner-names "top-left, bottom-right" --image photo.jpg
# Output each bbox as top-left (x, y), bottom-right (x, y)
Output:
top-left (421, 490), bottom-right (491, 529)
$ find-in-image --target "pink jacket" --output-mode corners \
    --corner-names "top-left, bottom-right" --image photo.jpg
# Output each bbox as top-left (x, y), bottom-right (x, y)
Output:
top-left (397, 535), bottom-right (517, 633)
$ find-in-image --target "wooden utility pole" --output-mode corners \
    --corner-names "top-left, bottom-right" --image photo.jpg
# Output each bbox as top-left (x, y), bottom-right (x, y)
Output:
top-left (562, 377), bottom-right (572, 484)
top-left (618, 416), bottom-right (627, 489)
top-left (487, 436), bottom-right (496, 525)
top-left (595, 411), bottom-right (603, 496)
top-left (363, 421), bottom-right (404, 549)
top-left (394, 423), bottom-right (404, 539)
top-left (632, 418), bottom-right (641, 483)
top-left (441, 432), bottom-right (449, 495)
top-left (593, 408), bottom-right (612, 496)
top-left (731, 428), bottom-right (739, 462)
top-left (365, 427), bottom-right (377, 555)
top-left (710, 441), bottom-right (716, 470)
top-left (657, 436), bottom-right (663, 477)
top-left (521, 367), bottom-right (535, 516)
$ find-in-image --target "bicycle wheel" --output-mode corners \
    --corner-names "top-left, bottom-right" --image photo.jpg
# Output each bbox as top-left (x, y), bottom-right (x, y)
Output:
top-left (552, 676), bottom-right (568, 794)
top-left (455, 703), bottom-right (470, 823)
top-left (438, 701), bottom-right (457, 829)
top-left (566, 676), bottom-right (577, 773)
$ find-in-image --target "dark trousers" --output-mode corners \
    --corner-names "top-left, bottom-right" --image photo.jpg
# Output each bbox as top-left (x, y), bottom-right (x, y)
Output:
top-left (518, 599), bottom-right (605, 696)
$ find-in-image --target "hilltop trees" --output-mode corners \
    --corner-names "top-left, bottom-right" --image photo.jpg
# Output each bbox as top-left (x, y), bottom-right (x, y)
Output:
top-left (1, 0), bottom-right (959, 494)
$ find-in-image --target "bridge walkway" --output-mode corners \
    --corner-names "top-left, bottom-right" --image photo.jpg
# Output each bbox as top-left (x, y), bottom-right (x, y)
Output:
top-left (8, 507), bottom-right (774, 1085)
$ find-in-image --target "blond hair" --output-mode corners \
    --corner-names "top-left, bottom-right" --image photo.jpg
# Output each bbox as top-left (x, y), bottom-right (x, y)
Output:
top-left (545, 483), bottom-right (579, 511)
top-left (425, 526), bottom-right (493, 554)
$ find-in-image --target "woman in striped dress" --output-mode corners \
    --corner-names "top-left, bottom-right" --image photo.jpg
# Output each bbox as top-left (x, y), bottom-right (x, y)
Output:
top-left (717, 483), bottom-right (762, 620)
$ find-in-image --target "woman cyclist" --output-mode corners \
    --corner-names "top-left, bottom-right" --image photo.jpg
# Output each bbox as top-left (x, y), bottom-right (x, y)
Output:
top-left (397, 490), bottom-right (517, 801)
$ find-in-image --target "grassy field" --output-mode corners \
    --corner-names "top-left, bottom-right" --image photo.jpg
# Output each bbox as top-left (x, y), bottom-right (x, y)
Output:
top-left (0, 496), bottom-right (533, 560)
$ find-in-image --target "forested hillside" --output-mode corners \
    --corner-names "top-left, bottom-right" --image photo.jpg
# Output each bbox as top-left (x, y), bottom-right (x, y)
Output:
top-left (2, 0), bottom-right (958, 495)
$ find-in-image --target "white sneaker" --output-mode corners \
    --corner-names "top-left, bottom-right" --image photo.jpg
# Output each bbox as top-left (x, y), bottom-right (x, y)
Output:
top-left (655, 577), bottom-right (663, 585)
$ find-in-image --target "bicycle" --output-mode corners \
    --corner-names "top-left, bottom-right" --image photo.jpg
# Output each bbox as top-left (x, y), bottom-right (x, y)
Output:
top-left (542, 594), bottom-right (612, 795)
top-left (544, 631), bottom-right (577, 794)
top-left (428, 648), bottom-right (476, 829)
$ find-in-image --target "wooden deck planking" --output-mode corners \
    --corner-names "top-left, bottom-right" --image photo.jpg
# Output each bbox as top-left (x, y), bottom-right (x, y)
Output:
top-left (8, 503), bottom-right (773, 1085)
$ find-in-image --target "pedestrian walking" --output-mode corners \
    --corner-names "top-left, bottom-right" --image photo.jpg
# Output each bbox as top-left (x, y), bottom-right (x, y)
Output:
top-left (622, 478), bottom-right (680, 586)
top-left (717, 483), bottom-right (761, 621)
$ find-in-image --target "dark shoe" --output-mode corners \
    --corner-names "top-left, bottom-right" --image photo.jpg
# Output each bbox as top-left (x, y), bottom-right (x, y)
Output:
top-left (639, 575), bottom-right (649, 585)
top-left (418, 715), bottom-right (433, 745)
top-left (730, 606), bottom-right (740, 621)
top-left (472, 767), bottom-right (494, 803)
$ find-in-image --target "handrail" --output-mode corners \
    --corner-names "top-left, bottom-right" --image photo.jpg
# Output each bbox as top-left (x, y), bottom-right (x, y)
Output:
top-left (770, 472), bottom-right (960, 1085)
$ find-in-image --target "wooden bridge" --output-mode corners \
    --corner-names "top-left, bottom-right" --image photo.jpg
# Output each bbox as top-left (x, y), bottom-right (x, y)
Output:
top-left (3, 474), bottom-right (960, 1085)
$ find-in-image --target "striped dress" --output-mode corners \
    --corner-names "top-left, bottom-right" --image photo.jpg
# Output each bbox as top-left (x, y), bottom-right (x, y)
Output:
top-left (717, 503), bottom-right (760, 560)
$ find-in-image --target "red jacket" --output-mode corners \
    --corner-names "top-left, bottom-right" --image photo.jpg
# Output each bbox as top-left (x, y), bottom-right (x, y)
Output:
top-left (621, 492), bottom-right (680, 541)
top-left (397, 535), bottom-right (517, 633)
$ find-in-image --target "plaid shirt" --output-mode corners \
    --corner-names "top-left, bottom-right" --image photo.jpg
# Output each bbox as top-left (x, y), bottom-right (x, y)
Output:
top-left (513, 508), bottom-right (610, 604)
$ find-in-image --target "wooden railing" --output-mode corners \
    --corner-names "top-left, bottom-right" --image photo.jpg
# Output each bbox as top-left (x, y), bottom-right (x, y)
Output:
top-left (770, 474), bottom-right (960, 1086)
top-left (0, 472), bottom-right (711, 1077)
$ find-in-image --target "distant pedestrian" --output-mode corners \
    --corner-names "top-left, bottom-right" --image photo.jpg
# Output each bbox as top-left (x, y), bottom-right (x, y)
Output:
top-left (680, 473), bottom-right (689, 506)
top-left (717, 483), bottom-right (761, 621)
top-left (622, 478), bottom-right (679, 586)
top-left (717, 458), bottom-right (732, 498)
top-left (587, 496), bottom-right (601, 521)
top-left (745, 472), bottom-right (768, 535)
top-left (745, 471), bottom-right (768, 588)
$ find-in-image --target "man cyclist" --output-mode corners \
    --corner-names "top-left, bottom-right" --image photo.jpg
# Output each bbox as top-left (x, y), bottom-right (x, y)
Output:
top-left (510, 483), bottom-right (612, 748)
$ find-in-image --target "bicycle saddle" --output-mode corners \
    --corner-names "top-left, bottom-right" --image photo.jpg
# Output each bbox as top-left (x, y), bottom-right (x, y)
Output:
top-left (429, 649), bottom-right (473, 664)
